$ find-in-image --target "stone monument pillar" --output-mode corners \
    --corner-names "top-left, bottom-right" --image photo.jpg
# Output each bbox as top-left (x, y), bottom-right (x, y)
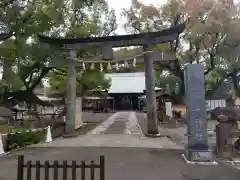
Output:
top-left (65, 50), bottom-right (77, 135)
top-left (184, 64), bottom-right (214, 162)
top-left (143, 44), bottom-right (158, 135)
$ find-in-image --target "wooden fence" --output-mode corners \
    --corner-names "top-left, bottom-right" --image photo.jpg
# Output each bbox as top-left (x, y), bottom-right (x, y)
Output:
top-left (17, 155), bottom-right (105, 180)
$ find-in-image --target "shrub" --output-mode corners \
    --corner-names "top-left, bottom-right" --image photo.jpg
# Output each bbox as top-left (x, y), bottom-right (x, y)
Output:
top-left (172, 110), bottom-right (182, 118)
top-left (6, 128), bottom-right (45, 151)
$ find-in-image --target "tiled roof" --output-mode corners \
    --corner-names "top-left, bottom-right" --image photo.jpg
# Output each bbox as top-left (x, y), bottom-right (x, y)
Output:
top-left (105, 72), bottom-right (161, 94)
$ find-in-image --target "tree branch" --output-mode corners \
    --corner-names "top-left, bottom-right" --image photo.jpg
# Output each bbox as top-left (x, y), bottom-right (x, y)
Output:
top-left (28, 67), bottom-right (51, 91)
top-left (19, 62), bottom-right (42, 87)
top-left (202, 32), bottom-right (224, 76)
top-left (206, 74), bottom-right (226, 97)
top-left (206, 67), bottom-right (240, 97)
top-left (1, 0), bottom-right (16, 7)
top-left (21, 0), bottom-right (39, 25)
top-left (204, 65), bottom-right (214, 75)
top-left (53, 69), bottom-right (67, 76)
top-left (0, 32), bottom-right (13, 41)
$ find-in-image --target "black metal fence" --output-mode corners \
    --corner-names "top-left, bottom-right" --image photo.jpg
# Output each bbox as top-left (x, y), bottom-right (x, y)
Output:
top-left (17, 155), bottom-right (105, 180)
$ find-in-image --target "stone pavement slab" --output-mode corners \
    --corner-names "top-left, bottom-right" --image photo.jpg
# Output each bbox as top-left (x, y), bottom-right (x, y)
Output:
top-left (32, 134), bottom-right (183, 149)
top-left (104, 121), bottom-right (126, 134)
top-left (104, 112), bottom-right (130, 134)
top-left (88, 112), bottom-right (142, 135)
top-left (88, 113), bottom-right (119, 134)
top-left (0, 147), bottom-right (239, 180)
top-left (82, 112), bottom-right (113, 123)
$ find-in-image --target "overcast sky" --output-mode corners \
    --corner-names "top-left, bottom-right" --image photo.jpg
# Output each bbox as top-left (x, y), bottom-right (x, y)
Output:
top-left (107, 0), bottom-right (240, 35)
top-left (107, 0), bottom-right (167, 34)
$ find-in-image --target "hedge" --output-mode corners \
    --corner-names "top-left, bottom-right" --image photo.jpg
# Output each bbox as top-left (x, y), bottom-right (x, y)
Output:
top-left (6, 128), bottom-right (45, 151)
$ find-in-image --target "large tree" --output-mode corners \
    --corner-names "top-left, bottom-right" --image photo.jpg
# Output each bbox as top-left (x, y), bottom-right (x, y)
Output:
top-left (47, 0), bottom-right (117, 96)
top-left (0, 0), bottom-right (65, 106)
top-left (122, 0), bottom-right (240, 101)
top-left (0, 0), bottom-right (64, 90)
top-left (0, 0), bottom-right (117, 106)
top-left (213, 36), bottom-right (240, 98)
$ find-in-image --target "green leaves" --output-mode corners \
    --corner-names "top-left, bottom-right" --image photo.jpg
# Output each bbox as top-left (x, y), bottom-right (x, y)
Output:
top-left (49, 72), bottom-right (67, 93)
top-left (49, 69), bottom-right (111, 96)
top-left (65, 0), bottom-right (117, 38)
top-left (67, 24), bottom-right (94, 38)
top-left (0, 0), bottom-right (118, 98)
top-left (122, 0), bottom-right (240, 98)
top-left (155, 74), bottom-right (180, 94)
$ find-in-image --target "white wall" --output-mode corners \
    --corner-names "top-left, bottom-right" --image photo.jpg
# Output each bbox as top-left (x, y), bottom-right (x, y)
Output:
top-left (205, 99), bottom-right (226, 111)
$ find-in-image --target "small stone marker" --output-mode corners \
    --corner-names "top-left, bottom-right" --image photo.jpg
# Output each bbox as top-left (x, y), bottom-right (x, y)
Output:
top-left (165, 102), bottom-right (173, 118)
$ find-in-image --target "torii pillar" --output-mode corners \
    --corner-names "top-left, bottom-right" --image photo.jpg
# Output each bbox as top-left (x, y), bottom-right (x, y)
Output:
top-left (143, 44), bottom-right (158, 135)
top-left (65, 49), bottom-right (77, 135)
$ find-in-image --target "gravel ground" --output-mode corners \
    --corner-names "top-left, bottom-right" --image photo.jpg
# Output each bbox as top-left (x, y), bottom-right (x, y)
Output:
top-left (136, 112), bottom-right (217, 146)
top-left (76, 111), bottom-right (113, 135)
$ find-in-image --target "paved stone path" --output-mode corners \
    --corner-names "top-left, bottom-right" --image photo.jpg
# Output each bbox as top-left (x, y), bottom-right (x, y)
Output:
top-left (35, 112), bottom-right (182, 149)
top-left (88, 112), bottom-right (142, 135)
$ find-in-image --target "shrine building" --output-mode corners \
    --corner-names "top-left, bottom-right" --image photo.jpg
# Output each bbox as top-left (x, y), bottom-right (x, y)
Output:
top-left (82, 72), bottom-right (163, 111)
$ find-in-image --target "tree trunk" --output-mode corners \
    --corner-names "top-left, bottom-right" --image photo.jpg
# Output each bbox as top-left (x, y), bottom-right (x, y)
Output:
top-left (232, 70), bottom-right (238, 92)
top-left (28, 67), bottom-right (51, 92)
top-left (173, 69), bottom-right (185, 104)
top-left (178, 77), bottom-right (185, 103)
top-left (230, 70), bottom-right (238, 105)
top-left (2, 60), bottom-right (12, 82)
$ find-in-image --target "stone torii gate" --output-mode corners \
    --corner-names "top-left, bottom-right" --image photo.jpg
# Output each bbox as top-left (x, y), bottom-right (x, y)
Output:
top-left (38, 22), bottom-right (186, 136)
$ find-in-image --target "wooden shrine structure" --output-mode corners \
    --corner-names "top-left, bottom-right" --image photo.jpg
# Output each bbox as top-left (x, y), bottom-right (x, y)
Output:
top-left (38, 22), bottom-right (186, 135)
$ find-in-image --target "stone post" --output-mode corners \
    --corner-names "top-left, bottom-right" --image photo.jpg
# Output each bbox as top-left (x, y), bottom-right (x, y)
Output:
top-left (165, 102), bottom-right (173, 118)
top-left (65, 50), bottom-right (77, 135)
top-left (184, 64), bottom-right (214, 162)
top-left (143, 44), bottom-right (158, 135)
